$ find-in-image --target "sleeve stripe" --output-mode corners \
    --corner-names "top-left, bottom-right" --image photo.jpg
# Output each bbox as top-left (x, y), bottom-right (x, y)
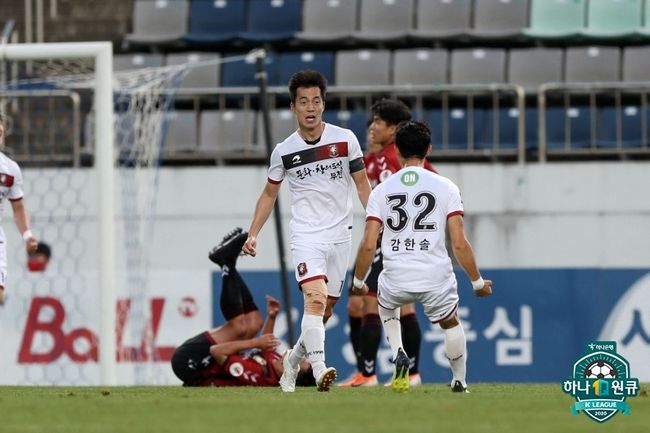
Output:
top-left (267, 177), bottom-right (282, 185)
top-left (447, 210), bottom-right (464, 219)
top-left (8, 196), bottom-right (23, 202)
top-left (366, 216), bottom-right (382, 224)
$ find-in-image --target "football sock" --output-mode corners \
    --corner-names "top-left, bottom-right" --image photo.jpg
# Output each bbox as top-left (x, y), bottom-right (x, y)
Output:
top-left (360, 313), bottom-right (382, 376)
top-left (444, 323), bottom-right (467, 386)
top-left (300, 314), bottom-right (326, 378)
top-left (378, 305), bottom-right (403, 361)
top-left (232, 267), bottom-right (258, 314)
top-left (401, 313), bottom-right (421, 375)
top-left (220, 265), bottom-right (245, 320)
top-left (349, 316), bottom-right (363, 373)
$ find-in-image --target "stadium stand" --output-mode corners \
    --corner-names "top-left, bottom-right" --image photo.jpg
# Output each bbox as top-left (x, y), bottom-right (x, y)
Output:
top-left (450, 48), bottom-right (507, 85)
top-left (277, 51), bottom-right (335, 87)
top-left (353, 0), bottom-right (414, 42)
top-left (410, 0), bottom-right (472, 40)
top-left (166, 53), bottom-right (221, 89)
top-left (580, 0), bottom-right (642, 39)
top-left (466, 0), bottom-right (530, 40)
top-left (239, 0), bottom-right (302, 42)
top-left (257, 109), bottom-right (297, 147)
top-left (164, 110), bottom-right (197, 154)
top-left (524, 0), bottom-right (586, 39)
top-left (335, 50), bottom-right (392, 86)
top-left (199, 109), bottom-right (259, 157)
top-left (565, 47), bottom-right (620, 82)
top-left (392, 49), bottom-right (448, 86)
top-left (6, 0), bottom-right (650, 165)
top-left (113, 54), bottom-right (164, 71)
top-left (507, 48), bottom-right (564, 94)
top-left (125, 0), bottom-right (189, 46)
top-left (295, 0), bottom-right (359, 42)
top-left (184, 0), bottom-right (247, 44)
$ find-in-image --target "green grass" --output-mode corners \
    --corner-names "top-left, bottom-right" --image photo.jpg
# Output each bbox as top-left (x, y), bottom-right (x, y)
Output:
top-left (1, 384), bottom-right (648, 433)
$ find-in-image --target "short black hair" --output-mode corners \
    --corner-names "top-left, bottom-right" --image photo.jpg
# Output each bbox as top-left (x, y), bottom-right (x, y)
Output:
top-left (370, 99), bottom-right (411, 126)
top-left (34, 242), bottom-right (52, 259)
top-left (288, 70), bottom-right (327, 102)
top-left (395, 121), bottom-right (431, 159)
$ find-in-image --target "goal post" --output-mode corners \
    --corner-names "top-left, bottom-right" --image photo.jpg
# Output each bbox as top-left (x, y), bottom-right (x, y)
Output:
top-left (0, 41), bottom-right (117, 385)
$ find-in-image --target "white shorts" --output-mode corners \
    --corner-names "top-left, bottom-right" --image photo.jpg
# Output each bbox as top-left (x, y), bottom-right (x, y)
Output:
top-left (377, 275), bottom-right (459, 323)
top-left (291, 241), bottom-right (351, 299)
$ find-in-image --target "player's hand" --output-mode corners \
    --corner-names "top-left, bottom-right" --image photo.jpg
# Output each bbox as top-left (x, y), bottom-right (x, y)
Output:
top-left (255, 333), bottom-right (280, 351)
top-left (474, 279), bottom-right (493, 297)
top-left (265, 295), bottom-right (281, 317)
top-left (25, 237), bottom-right (38, 255)
top-left (243, 235), bottom-right (257, 257)
top-left (351, 282), bottom-right (369, 296)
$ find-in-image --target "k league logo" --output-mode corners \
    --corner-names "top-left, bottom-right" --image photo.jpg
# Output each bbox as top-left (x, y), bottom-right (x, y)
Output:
top-left (562, 341), bottom-right (640, 423)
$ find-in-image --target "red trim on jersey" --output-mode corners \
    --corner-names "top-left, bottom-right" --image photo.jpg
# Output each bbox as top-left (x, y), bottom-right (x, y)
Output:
top-left (432, 302), bottom-right (459, 324)
top-left (366, 216), bottom-right (382, 224)
top-left (327, 295), bottom-right (340, 300)
top-left (365, 291), bottom-right (377, 298)
top-left (204, 331), bottom-right (218, 345)
top-left (299, 275), bottom-right (327, 286)
top-left (267, 177), bottom-right (282, 185)
top-left (8, 196), bottom-right (23, 202)
top-left (447, 210), bottom-right (464, 219)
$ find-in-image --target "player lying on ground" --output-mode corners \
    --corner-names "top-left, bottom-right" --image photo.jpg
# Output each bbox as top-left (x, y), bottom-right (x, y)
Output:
top-left (171, 228), bottom-right (314, 387)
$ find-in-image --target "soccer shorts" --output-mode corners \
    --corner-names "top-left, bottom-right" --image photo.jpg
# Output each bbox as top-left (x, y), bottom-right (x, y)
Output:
top-left (171, 331), bottom-right (222, 385)
top-left (377, 277), bottom-right (460, 324)
top-left (291, 241), bottom-right (351, 299)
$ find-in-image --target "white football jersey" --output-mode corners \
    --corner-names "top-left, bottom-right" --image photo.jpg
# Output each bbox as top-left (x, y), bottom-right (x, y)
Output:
top-left (0, 152), bottom-right (24, 224)
top-left (366, 166), bottom-right (464, 292)
top-left (268, 123), bottom-right (364, 244)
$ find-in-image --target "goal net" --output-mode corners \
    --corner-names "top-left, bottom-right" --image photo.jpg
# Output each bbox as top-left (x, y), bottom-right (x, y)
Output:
top-left (0, 42), bottom-right (229, 385)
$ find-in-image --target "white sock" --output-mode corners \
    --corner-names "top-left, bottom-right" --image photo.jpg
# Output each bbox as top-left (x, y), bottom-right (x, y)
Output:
top-left (300, 314), bottom-right (326, 378)
top-left (444, 323), bottom-right (467, 386)
top-left (288, 335), bottom-right (305, 367)
top-left (378, 304), bottom-right (403, 360)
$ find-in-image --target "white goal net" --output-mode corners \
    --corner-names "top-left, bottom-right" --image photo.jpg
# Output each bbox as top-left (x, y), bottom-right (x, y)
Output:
top-left (0, 42), bottom-right (209, 385)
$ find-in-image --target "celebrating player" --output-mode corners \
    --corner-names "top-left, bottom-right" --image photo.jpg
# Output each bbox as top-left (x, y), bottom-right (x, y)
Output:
top-left (341, 100), bottom-right (437, 387)
top-left (172, 228), bottom-right (313, 387)
top-left (352, 121), bottom-right (493, 393)
top-left (0, 114), bottom-right (38, 305)
top-left (243, 70), bottom-right (372, 392)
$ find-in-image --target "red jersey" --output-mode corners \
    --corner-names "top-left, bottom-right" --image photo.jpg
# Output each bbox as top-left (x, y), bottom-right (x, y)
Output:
top-left (199, 350), bottom-right (282, 387)
top-left (366, 142), bottom-right (437, 188)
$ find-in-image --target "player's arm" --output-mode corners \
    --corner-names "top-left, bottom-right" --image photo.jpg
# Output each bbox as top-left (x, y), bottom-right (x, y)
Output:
top-left (243, 181), bottom-right (281, 256)
top-left (10, 198), bottom-right (37, 254)
top-left (352, 219), bottom-right (382, 295)
top-left (447, 215), bottom-right (492, 297)
top-left (351, 167), bottom-right (371, 209)
top-left (210, 334), bottom-right (280, 365)
top-left (260, 295), bottom-right (280, 336)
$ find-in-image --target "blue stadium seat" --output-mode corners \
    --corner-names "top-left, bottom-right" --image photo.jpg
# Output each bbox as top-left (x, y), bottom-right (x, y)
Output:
top-left (239, 0), bottom-right (301, 42)
top-left (477, 108), bottom-right (531, 151)
top-left (544, 107), bottom-right (591, 150)
top-left (221, 52), bottom-right (279, 87)
top-left (184, 0), bottom-right (246, 43)
top-left (422, 109), bottom-right (484, 151)
top-left (597, 106), bottom-right (644, 148)
top-left (277, 51), bottom-right (335, 87)
top-left (323, 110), bottom-right (368, 149)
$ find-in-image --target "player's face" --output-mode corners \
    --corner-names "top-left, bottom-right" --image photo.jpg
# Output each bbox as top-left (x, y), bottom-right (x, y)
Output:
top-left (370, 116), bottom-right (396, 147)
top-left (291, 87), bottom-right (324, 133)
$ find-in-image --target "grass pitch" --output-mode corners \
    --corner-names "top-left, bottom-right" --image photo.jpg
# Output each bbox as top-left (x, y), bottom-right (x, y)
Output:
top-left (1, 384), bottom-right (648, 433)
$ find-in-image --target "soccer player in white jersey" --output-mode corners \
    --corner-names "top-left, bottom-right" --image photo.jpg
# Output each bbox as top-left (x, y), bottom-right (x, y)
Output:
top-left (243, 70), bottom-right (372, 392)
top-left (351, 121), bottom-right (493, 393)
top-left (0, 114), bottom-right (39, 305)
